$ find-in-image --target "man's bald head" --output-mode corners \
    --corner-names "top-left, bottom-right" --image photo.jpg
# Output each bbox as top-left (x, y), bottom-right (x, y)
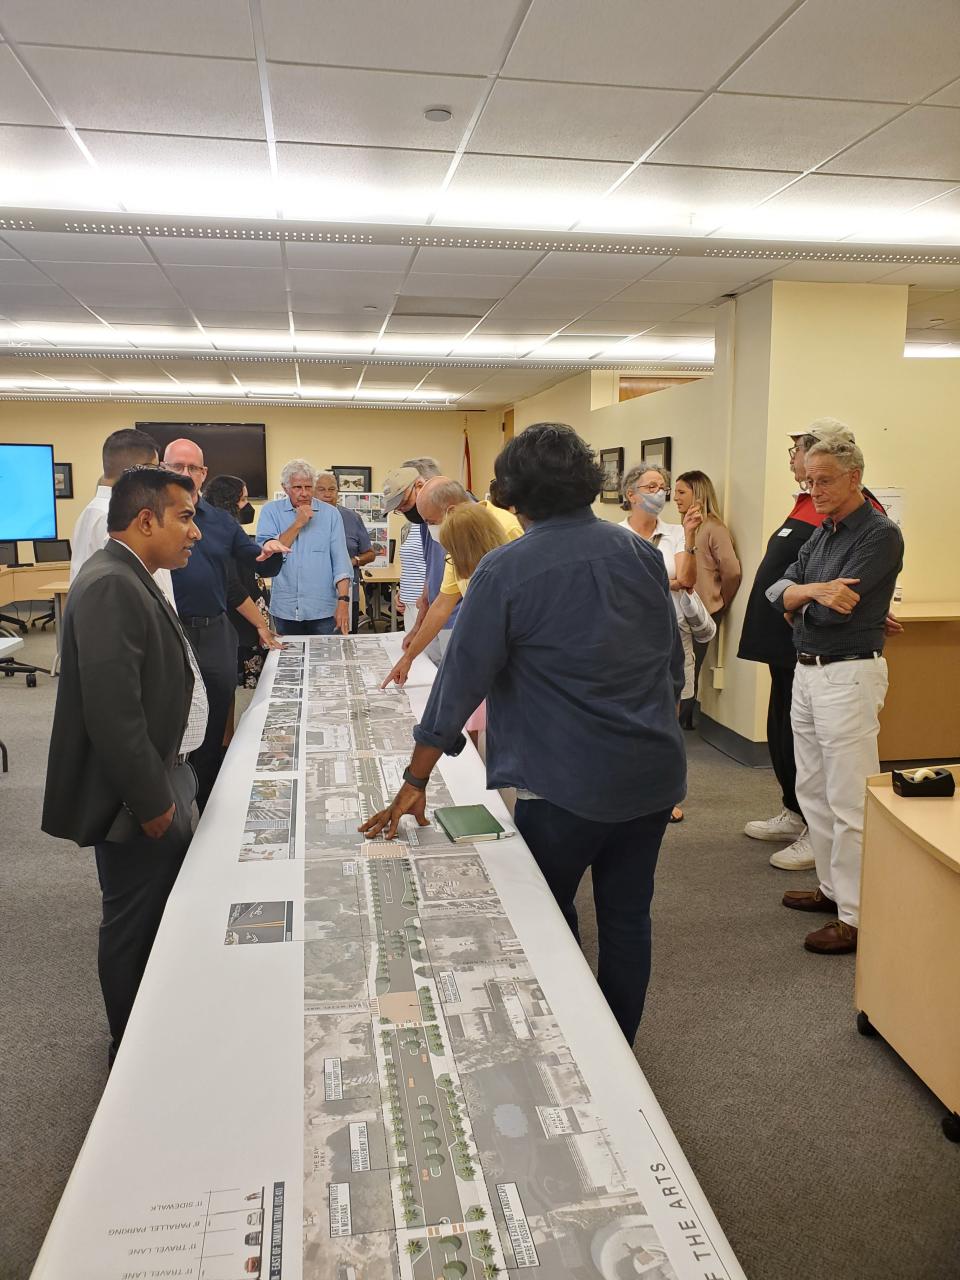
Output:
top-left (416, 477), bottom-right (469, 523)
top-left (163, 437), bottom-right (207, 497)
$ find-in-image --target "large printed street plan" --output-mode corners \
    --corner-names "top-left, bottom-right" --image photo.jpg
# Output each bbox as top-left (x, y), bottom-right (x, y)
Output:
top-left (260, 638), bottom-right (677, 1280)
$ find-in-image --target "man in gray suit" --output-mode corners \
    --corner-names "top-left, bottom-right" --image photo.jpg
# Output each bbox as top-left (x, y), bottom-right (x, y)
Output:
top-left (42, 467), bottom-right (207, 1063)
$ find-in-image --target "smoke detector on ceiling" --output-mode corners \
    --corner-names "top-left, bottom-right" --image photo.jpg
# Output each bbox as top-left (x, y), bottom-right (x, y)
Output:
top-left (424, 106), bottom-right (453, 123)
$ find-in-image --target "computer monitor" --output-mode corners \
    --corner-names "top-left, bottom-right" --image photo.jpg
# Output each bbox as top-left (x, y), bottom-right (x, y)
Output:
top-left (34, 539), bottom-right (71, 563)
top-left (0, 541), bottom-right (21, 567)
top-left (0, 444), bottom-right (57, 541)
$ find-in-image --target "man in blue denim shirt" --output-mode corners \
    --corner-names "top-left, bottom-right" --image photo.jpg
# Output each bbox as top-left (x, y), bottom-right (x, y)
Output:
top-left (362, 424), bottom-right (685, 1044)
top-left (256, 459), bottom-right (354, 636)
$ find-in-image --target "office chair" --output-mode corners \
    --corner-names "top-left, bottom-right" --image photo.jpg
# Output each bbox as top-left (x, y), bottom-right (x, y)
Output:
top-left (0, 542), bottom-right (29, 634)
top-left (31, 539), bottom-right (71, 630)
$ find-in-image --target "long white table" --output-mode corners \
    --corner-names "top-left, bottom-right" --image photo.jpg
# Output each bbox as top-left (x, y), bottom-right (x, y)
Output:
top-left (32, 635), bottom-right (745, 1280)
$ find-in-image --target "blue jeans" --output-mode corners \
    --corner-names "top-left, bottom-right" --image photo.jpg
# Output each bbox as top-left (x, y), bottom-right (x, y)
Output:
top-left (274, 616), bottom-right (338, 636)
top-left (514, 798), bottom-right (670, 1045)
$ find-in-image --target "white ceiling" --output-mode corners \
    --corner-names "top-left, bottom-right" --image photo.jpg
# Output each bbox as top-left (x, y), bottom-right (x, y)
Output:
top-left (2, 0), bottom-right (960, 407)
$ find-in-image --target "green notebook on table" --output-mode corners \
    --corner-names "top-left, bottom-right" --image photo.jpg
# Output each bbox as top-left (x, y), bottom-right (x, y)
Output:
top-left (434, 804), bottom-right (507, 843)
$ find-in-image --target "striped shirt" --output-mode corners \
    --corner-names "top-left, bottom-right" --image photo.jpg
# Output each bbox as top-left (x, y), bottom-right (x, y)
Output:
top-left (398, 528), bottom-right (426, 604)
top-left (766, 499), bottom-right (903, 657)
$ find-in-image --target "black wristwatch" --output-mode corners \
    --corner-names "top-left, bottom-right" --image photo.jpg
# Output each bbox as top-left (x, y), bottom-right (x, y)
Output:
top-left (402, 766), bottom-right (430, 791)
top-left (337, 594), bottom-right (350, 602)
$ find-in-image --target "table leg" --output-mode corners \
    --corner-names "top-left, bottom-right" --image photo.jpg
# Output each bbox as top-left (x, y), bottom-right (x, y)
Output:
top-left (52, 591), bottom-right (63, 677)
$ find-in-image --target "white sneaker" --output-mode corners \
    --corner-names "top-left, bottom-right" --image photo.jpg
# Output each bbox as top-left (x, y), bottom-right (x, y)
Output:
top-left (744, 808), bottom-right (806, 842)
top-left (769, 833), bottom-right (816, 871)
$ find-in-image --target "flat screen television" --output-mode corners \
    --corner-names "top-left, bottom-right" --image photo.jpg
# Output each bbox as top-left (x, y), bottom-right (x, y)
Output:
top-left (0, 443), bottom-right (57, 540)
top-left (137, 423), bottom-right (269, 499)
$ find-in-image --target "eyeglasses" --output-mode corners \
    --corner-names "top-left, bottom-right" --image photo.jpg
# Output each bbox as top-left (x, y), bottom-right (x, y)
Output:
top-left (633, 482), bottom-right (666, 494)
top-left (788, 446), bottom-right (800, 462)
top-left (166, 461), bottom-right (206, 476)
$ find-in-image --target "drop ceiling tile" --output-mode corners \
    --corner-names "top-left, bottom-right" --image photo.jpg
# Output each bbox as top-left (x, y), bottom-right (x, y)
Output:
top-left (284, 242), bottom-right (414, 271)
top-left (88, 356), bottom-right (174, 378)
top-left (487, 296), bottom-right (595, 320)
top-left (905, 293), bottom-right (960, 323)
top-left (469, 81), bottom-right (698, 163)
top-left (395, 295), bottom-right (493, 318)
top-left (472, 316), bottom-right (562, 333)
top-left (163, 265), bottom-right (288, 311)
top-left (645, 256), bottom-right (786, 283)
top-left (362, 364), bottom-right (435, 384)
top-left (418, 369), bottom-right (489, 391)
top-left (503, 0), bottom-right (796, 90)
top-left (3, 230), bottom-right (153, 263)
top-left (767, 261), bottom-right (903, 283)
top-left (271, 64), bottom-right (482, 147)
top-left (0, 45), bottom-right (60, 125)
top-left (0, 301), bottom-right (93, 321)
top-left (385, 315), bottom-right (475, 334)
top-left (24, 47), bottom-right (264, 138)
top-left (5, 0), bottom-right (255, 56)
top-left (0, 259), bottom-right (57, 286)
top-left (401, 273), bottom-right (517, 299)
top-left (193, 311), bottom-right (291, 329)
top-left (581, 163), bottom-right (798, 233)
top-left (582, 301), bottom-right (704, 323)
top-left (83, 133), bottom-right (275, 216)
top-left (277, 143), bottom-right (451, 221)
top-left (436, 155), bottom-right (629, 227)
top-left (0, 125), bottom-right (116, 208)
top-left (559, 319), bottom-right (641, 335)
top-left (38, 261), bottom-right (183, 308)
top-left (716, 173), bottom-right (959, 240)
top-left (525, 251), bottom-right (668, 281)
top-left (161, 358), bottom-right (237, 383)
top-left (288, 268), bottom-right (402, 313)
top-left (822, 106), bottom-right (960, 181)
top-left (411, 247), bottom-right (542, 275)
top-left (651, 95), bottom-right (899, 172)
top-left (878, 265), bottom-right (960, 288)
top-left (928, 79), bottom-right (960, 108)
top-left (228, 360), bottom-right (299, 383)
top-left (722, 0), bottom-right (960, 104)
top-left (635, 322), bottom-right (717, 338)
top-left (262, 0), bottom-right (522, 73)
top-left (505, 277), bottom-right (626, 303)
top-left (614, 280), bottom-right (726, 303)
top-left (144, 238), bottom-right (282, 268)
top-left (293, 314), bottom-right (383, 333)
top-left (0, 281), bottom-right (87, 309)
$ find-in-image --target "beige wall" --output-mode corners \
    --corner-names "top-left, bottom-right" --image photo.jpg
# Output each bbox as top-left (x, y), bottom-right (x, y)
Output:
top-left (0, 400), bottom-right (504, 557)
top-left (510, 282), bottom-right (960, 747)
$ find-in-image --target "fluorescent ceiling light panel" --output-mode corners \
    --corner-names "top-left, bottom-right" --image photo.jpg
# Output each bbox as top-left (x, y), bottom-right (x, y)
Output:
top-left (11, 323), bottom-right (131, 346)
top-left (295, 333), bottom-right (376, 353)
top-left (111, 327), bottom-right (212, 348)
top-left (206, 329), bottom-right (296, 351)
top-left (904, 342), bottom-right (960, 357)
top-left (374, 336), bottom-right (456, 356)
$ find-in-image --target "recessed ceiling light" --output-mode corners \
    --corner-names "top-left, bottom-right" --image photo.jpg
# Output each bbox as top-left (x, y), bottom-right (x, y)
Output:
top-left (363, 305), bottom-right (379, 311)
top-left (424, 106), bottom-right (453, 123)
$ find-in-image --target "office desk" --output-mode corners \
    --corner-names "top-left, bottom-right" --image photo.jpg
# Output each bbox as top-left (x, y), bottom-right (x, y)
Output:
top-left (32, 636), bottom-right (745, 1280)
top-left (0, 633), bottom-right (25, 772)
top-left (857, 767), bottom-right (960, 1138)
top-left (879, 602), bottom-right (960, 760)
top-left (362, 564), bottom-right (401, 631)
top-left (0, 562), bottom-right (70, 616)
top-left (42, 579), bottom-right (72, 677)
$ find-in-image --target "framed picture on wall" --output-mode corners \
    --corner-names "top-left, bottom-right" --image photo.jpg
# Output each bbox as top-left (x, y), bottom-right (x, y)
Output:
top-left (333, 465), bottom-right (372, 493)
top-left (598, 447), bottom-right (624, 504)
top-left (53, 461), bottom-right (73, 500)
top-left (641, 436), bottom-right (672, 474)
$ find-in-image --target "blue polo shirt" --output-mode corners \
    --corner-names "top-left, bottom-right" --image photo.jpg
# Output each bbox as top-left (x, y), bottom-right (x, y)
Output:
top-left (414, 508), bottom-right (686, 822)
top-left (256, 497), bottom-right (353, 622)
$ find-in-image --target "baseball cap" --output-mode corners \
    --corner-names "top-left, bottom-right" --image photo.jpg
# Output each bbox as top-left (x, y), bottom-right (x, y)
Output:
top-left (789, 417), bottom-right (856, 444)
top-left (381, 465), bottom-right (420, 512)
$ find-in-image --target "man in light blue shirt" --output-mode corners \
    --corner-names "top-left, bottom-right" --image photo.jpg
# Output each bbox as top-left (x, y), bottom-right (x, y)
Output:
top-left (256, 459), bottom-right (353, 635)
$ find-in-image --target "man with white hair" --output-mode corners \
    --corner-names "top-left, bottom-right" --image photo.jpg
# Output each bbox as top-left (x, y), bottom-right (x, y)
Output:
top-left (256, 459), bottom-right (353, 636)
top-left (765, 436), bottom-right (903, 954)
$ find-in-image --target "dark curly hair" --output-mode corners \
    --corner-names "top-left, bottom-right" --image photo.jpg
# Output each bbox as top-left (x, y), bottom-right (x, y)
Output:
top-left (204, 473), bottom-right (246, 521)
top-left (494, 423), bottom-right (603, 520)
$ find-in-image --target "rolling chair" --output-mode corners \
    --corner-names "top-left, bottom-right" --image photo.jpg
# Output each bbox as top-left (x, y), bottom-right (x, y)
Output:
top-left (0, 542), bottom-right (29, 634)
top-left (31, 539), bottom-right (71, 630)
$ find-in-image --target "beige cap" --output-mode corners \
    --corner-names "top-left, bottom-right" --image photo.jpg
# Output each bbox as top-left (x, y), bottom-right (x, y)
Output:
top-left (789, 417), bottom-right (856, 444)
top-left (381, 465), bottom-right (420, 512)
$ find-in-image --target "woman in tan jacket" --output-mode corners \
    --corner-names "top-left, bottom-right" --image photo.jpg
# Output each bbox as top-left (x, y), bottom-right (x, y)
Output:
top-left (673, 470), bottom-right (741, 721)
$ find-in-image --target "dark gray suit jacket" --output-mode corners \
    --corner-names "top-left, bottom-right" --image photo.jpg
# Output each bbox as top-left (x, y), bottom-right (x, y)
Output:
top-left (42, 540), bottom-right (196, 847)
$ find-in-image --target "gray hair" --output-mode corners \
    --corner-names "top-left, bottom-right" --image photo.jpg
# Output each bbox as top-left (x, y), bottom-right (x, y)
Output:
top-left (402, 455), bottom-right (441, 479)
top-left (315, 470), bottom-right (337, 486)
top-left (622, 462), bottom-right (671, 501)
top-left (806, 437), bottom-right (865, 484)
top-left (280, 458), bottom-right (317, 487)
top-left (429, 479), bottom-right (469, 510)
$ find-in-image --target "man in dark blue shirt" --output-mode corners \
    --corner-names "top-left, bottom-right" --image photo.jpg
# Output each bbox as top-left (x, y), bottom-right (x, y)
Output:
top-left (164, 438), bottom-right (286, 812)
top-left (362, 424), bottom-right (685, 1044)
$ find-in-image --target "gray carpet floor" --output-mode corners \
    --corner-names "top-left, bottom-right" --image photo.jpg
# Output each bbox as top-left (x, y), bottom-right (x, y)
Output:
top-left (1, 627), bottom-right (957, 1279)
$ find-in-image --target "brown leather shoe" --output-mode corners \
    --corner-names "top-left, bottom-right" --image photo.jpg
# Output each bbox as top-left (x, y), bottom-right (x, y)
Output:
top-left (804, 920), bottom-right (858, 954)
top-left (782, 887), bottom-right (837, 913)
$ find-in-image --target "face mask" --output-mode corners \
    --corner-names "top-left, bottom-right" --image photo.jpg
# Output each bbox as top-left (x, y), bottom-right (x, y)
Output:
top-left (638, 490), bottom-right (667, 516)
top-left (238, 502), bottom-right (255, 525)
top-left (428, 523), bottom-right (443, 542)
top-left (404, 507), bottom-right (424, 524)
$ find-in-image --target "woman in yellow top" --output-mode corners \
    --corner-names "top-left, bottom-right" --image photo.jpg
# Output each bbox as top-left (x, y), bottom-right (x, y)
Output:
top-left (381, 499), bottom-right (523, 692)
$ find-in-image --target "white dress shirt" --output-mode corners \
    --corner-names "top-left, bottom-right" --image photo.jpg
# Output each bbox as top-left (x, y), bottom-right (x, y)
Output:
top-left (71, 485), bottom-right (176, 607)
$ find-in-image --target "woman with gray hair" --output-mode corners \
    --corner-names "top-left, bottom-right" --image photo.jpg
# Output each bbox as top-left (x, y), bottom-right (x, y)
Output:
top-left (255, 459), bottom-right (354, 635)
top-left (620, 462), bottom-right (712, 821)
